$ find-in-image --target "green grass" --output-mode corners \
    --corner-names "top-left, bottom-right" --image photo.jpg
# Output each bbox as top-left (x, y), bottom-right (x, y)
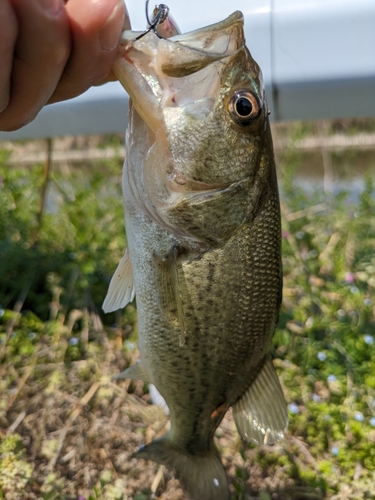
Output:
top-left (0, 130), bottom-right (375, 499)
top-left (0, 152), bottom-right (126, 324)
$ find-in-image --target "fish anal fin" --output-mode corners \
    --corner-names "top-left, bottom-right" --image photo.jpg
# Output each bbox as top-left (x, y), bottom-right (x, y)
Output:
top-left (135, 437), bottom-right (229, 500)
top-left (112, 360), bottom-right (149, 382)
top-left (102, 249), bottom-right (135, 313)
top-left (149, 384), bottom-right (170, 415)
top-left (233, 355), bottom-right (288, 445)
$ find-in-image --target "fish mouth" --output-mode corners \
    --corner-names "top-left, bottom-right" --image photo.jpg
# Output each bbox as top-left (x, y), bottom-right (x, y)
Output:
top-left (113, 11), bottom-right (245, 132)
top-left (155, 11), bottom-right (244, 78)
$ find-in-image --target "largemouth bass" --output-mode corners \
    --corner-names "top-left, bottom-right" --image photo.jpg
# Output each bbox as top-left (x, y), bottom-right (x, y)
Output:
top-left (104, 9), bottom-right (288, 500)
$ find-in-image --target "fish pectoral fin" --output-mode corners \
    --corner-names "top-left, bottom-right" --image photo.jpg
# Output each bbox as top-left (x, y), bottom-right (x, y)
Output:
top-left (232, 356), bottom-right (288, 446)
top-left (112, 360), bottom-right (150, 382)
top-left (135, 437), bottom-right (229, 500)
top-left (170, 247), bottom-right (187, 347)
top-left (156, 247), bottom-right (187, 347)
top-left (102, 249), bottom-right (135, 313)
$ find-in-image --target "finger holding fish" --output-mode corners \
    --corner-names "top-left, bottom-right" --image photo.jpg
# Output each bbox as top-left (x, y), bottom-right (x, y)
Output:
top-left (48, 0), bottom-right (129, 103)
top-left (0, 0), bottom-right (129, 132)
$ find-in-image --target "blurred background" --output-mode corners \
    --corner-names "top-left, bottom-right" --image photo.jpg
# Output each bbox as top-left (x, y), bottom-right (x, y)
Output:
top-left (0, 1), bottom-right (375, 499)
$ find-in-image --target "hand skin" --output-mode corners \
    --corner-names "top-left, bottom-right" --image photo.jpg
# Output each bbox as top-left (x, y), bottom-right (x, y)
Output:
top-left (0, 0), bottom-right (130, 132)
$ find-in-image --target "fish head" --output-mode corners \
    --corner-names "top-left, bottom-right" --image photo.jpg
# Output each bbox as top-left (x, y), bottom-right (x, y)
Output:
top-left (114, 11), bottom-right (274, 244)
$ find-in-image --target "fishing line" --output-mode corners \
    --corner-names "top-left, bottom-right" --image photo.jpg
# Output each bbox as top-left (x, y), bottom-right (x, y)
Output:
top-left (135, 1), bottom-right (170, 41)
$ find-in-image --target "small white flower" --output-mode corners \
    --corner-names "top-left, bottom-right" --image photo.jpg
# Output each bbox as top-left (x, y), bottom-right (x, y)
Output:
top-left (288, 403), bottom-right (299, 414)
top-left (364, 335), bottom-right (374, 345)
top-left (317, 352), bottom-right (327, 362)
top-left (354, 411), bottom-right (364, 422)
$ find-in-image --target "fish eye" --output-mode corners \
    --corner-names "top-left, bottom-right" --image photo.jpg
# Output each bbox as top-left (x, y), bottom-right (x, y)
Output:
top-left (236, 97), bottom-right (253, 117)
top-left (229, 91), bottom-right (261, 126)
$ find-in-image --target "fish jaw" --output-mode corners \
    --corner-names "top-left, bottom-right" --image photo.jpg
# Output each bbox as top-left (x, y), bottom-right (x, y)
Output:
top-left (114, 11), bottom-right (269, 245)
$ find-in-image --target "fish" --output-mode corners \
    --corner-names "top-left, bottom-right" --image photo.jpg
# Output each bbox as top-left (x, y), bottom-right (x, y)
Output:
top-left (103, 8), bottom-right (288, 500)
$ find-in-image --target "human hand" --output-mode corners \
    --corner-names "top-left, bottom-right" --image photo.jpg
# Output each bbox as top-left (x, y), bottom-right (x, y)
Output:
top-left (0, 0), bottom-right (130, 132)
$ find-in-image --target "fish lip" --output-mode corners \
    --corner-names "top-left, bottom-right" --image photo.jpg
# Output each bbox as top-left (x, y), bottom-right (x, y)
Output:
top-left (119, 11), bottom-right (244, 49)
top-left (170, 10), bottom-right (244, 47)
top-left (118, 10), bottom-right (244, 63)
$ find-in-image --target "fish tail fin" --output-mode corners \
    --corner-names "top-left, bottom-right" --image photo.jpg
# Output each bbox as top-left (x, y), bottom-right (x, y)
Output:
top-left (135, 437), bottom-right (229, 500)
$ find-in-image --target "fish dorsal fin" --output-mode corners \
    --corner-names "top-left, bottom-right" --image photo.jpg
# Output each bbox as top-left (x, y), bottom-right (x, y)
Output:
top-left (232, 356), bottom-right (288, 445)
top-left (102, 249), bottom-right (135, 313)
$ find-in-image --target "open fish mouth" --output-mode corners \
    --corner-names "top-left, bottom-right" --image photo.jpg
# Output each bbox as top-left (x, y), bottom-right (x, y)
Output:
top-left (113, 11), bottom-right (245, 133)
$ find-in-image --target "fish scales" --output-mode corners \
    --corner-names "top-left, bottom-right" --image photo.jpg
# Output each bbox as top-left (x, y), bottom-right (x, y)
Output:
top-left (104, 9), bottom-right (288, 500)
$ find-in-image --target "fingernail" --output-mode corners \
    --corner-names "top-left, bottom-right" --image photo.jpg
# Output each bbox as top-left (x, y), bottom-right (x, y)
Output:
top-left (37, 0), bottom-right (63, 16)
top-left (99, 0), bottom-right (125, 51)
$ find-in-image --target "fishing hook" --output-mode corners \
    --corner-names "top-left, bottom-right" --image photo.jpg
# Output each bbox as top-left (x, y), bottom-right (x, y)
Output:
top-left (135, 1), bottom-right (170, 41)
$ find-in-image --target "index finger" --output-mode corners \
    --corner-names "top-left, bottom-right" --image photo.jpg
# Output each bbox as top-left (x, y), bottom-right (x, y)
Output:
top-left (48, 0), bottom-right (128, 104)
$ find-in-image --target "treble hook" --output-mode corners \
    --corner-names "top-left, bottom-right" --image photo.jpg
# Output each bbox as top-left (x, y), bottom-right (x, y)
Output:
top-left (135, 1), bottom-right (170, 41)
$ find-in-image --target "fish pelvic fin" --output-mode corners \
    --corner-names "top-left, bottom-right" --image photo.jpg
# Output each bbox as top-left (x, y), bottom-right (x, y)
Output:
top-left (102, 249), bottom-right (135, 313)
top-left (233, 355), bottom-right (288, 445)
top-left (112, 360), bottom-right (149, 382)
top-left (135, 437), bottom-right (229, 500)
